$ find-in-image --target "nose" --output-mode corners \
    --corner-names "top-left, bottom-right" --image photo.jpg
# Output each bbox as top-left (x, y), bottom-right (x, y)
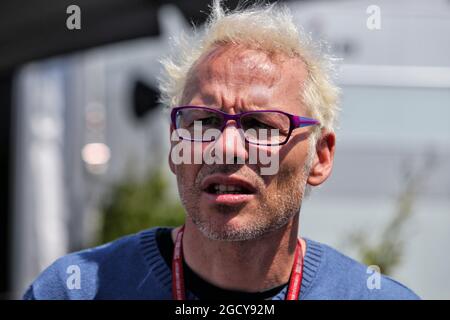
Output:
top-left (212, 121), bottom-right (248, 164)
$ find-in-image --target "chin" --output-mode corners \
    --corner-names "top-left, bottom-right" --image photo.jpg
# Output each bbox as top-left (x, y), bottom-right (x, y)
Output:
top-left (192, 209), bottom-right (269, 242)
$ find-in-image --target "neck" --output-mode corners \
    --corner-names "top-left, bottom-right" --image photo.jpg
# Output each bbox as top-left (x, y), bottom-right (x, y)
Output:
top-left (172, 215), bottom-right (305, 293)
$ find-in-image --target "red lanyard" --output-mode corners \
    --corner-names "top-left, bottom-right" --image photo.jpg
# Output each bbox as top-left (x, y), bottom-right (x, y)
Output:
top-left (172, 225), bottom-right (304, 300)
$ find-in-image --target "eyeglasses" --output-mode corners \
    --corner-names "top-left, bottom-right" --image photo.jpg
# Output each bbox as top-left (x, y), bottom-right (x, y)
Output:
top-left (170, 106), bottom-right (320, 146)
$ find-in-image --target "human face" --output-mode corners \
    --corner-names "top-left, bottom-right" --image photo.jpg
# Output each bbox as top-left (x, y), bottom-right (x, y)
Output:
top-left (169, 44), bottom-right (316, 241)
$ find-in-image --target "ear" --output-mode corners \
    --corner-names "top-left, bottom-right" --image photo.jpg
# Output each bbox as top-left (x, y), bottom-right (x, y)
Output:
top-left (307, 131), bottom-right (336, 186)
top-left (168, 125), bottom-right (176, 175)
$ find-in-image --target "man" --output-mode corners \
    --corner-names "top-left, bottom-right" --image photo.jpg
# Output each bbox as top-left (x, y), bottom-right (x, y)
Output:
top-left (24, 1), bottom-right (419, 300)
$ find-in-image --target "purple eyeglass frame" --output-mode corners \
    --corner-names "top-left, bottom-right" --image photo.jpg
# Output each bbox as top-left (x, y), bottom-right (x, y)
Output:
top-left (171, 105), bottom-right (320, 146)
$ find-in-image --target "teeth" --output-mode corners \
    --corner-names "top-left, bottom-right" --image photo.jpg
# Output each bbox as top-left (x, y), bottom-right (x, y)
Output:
top-left (212, 184), bottom-right (244, 194)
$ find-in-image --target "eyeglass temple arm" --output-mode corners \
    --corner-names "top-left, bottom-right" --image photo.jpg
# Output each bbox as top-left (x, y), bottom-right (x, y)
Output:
top-left (293, 116), bottom-right (320, 128)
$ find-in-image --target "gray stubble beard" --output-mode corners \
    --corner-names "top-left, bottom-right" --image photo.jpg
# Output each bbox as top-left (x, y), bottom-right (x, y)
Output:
top-left (179, 136), bottom-right (316, 242)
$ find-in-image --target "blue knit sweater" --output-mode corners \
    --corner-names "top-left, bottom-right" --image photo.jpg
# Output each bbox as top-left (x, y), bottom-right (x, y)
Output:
top-left (23, 227), bottom-right (419, 300)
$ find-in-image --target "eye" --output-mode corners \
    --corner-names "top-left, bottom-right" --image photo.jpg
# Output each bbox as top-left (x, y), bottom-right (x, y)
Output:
top-left (189, 115), bottom-right (222, 127)
top-left (183, 115), bottom-right (222, 128)
top-left (242, 117), bottom-right (276, 130)
top-left (198, 116), bottom-right (222, 127)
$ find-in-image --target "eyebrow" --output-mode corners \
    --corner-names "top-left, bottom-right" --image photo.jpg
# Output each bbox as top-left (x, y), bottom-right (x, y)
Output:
top-left (241, 104), bottom-right (283, 112)
top-left (192, 92), bottom-right (282, 113)
top-left (192, 104), bottom-right (284, 115)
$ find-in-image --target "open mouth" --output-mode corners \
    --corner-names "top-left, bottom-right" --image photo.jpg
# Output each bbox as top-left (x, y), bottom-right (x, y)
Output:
top-left (201, 175), bottom-right (257, 201)
top-left (205, 183), bottom-right (254, 195)
top-left (201, 178), bottom-right (256, 205)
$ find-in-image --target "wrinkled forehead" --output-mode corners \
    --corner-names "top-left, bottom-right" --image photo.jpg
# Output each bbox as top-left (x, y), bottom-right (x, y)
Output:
top-left (194, 45), bottom-right (283, 85)
top-left (183, 44), bottom-right (307, 105)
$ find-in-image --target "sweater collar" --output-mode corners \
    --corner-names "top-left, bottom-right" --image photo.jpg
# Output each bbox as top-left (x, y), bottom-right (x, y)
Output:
top-left (138, 227), bottom-right (322, 300)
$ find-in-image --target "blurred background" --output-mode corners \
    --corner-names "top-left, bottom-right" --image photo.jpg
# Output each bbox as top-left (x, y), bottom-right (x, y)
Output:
top-left (1, 0), bottom-right (449, 299)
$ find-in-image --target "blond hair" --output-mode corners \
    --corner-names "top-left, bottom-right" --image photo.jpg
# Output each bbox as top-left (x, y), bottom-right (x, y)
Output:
top-left (159, 0), bottom-right (340, 137)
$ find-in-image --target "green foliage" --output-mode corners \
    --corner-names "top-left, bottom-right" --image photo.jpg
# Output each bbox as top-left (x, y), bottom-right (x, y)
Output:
top-left (96, 169), bottom-right (185, 245)
top-left (347, 154), bottom-right (436, 275)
